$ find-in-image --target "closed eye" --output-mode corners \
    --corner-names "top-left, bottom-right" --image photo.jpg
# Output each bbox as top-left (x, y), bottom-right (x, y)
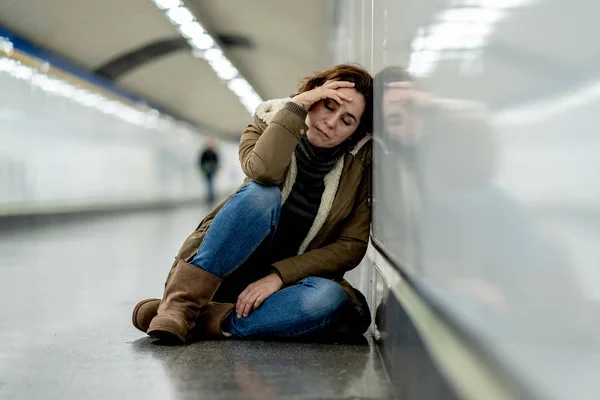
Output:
top-left (345, 112), bottom-right (358, 125)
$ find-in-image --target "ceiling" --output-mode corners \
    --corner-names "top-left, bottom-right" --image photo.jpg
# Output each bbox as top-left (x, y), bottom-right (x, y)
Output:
top-left (0, 0), bottom-right (329, 139)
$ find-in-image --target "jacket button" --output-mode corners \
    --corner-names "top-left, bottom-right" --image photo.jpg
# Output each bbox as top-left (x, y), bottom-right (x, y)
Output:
top-left (300, 129), bottom-right (305, 134)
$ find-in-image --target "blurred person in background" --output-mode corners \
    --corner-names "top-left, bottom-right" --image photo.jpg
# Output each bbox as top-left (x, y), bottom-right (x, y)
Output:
top-left (132, 64), bottom-right (374, 344)
top-left (198, 137), bottom-right (220, 204)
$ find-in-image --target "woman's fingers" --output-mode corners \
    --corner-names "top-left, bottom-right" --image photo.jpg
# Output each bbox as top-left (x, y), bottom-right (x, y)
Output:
top-left (242, 293), bottom-right (257, 317)
top-left (235, 299), bottom-right (243, 318)
top-left (292, 80), bottom-right (356, 111)
top-left (237, 287), bottom-right (261, 318)
top-left (253, 293), bottom-right (268, 310)
top-left (323, 80), bottom-right (355, 90)
top-left (329, 92), bottom-right (344, 105)
top-left (337, 92), bottom-right (353, 102)
top-left (236, 288), bottom-right (251, 317)
top-left (319, 88), bottom-right (341, 103)
top-left (321, 88), bottom-right (353, 105)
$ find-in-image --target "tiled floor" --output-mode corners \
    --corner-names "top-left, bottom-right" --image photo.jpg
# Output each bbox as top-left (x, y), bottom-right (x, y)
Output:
top-left (0, 205), bottom-right (393, 400)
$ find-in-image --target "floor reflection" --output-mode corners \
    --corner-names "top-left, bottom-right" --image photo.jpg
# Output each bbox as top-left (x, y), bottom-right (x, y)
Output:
top-left (131, 337), bottom-right (393, 400)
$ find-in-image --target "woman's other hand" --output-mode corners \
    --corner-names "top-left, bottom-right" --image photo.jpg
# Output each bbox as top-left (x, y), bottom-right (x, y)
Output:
top-left (291, 80), bottom-right (355, 111)
top-left (236, 272), bottom-right (283, 318)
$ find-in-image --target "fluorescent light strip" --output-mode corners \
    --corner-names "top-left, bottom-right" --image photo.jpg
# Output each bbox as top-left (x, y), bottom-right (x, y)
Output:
top-left (166, 6), bottom-right (194, 25)
top-left (154, 0), bottom-right (181, 10)
top-left (0, 43), bottom-right (185, 132)
top-left (151, 0), bottom-right (262, 114)
top-left (408, 0), bottom-right (535, 77)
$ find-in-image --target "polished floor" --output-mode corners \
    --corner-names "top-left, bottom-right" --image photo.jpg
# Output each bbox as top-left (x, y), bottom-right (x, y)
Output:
top-left (0, 205), bottom-right (393, 400)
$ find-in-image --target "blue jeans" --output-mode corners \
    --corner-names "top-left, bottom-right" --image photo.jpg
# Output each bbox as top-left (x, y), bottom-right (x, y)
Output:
top-left (189, 181), bottom-right (349, 339)
top-left (205, 172), bottom-right (215, 204)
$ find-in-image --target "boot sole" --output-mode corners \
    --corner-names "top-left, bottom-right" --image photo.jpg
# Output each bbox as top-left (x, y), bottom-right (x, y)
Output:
top-left (132, 299), bottom-right (159, 332)
top-left (147, 327), bottom-right (186, 344)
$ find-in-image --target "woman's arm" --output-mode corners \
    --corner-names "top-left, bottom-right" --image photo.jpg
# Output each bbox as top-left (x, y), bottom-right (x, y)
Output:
top-left (238, 102), bottom-right (307, 185)
top-left (272, 167), bottom-right (372, 285)
top-left (239, 80), bottom-right (355, 185)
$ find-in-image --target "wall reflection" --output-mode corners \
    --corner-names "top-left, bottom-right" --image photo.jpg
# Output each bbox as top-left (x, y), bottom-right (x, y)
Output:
top-left (332, 0), bottom-right (600, 398)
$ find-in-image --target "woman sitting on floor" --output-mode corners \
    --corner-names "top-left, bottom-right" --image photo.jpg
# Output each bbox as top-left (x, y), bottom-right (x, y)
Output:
top-left (132, 63), bottom-right (374, 344)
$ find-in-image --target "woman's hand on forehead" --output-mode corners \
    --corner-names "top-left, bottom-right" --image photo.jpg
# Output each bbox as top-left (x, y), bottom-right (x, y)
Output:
top-left (292, 80), bottom-right (355, 110)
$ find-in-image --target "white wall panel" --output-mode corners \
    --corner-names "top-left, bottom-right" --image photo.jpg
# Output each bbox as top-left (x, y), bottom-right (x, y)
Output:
top-left (0, 49), bottom-right (244, 214)
top-left (330, 1), bottom-right (600, 398)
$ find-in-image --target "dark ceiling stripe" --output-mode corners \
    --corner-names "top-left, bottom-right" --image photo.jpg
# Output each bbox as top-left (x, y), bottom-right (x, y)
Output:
top-left (93, 37), bottom-right (189, 81)
top-left (93, 34), bottom-right (254, 82)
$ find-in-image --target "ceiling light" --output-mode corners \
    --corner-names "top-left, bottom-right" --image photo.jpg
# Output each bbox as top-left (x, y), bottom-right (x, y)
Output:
top-left (153, 0), bottom-right (263, 114)
top-left (78, 92), bottom-right (103, 108)
top-left (216, 68), bottom-right (237, 81)
top-left (178, 21), bottom-right (205, 39)
top-left (2, 52), bottom-right (177, 126)
top-left (0, 58), bottom-right (14, 72)
top-left (203, 48), bottom-right (223, 62)
top-left (425, 22), bottom-right (492, 50)
top-left (30, 75), bottom-right (57, 92)
top-left (242, 93), bottom-right (261, 106)
top-left (100, 100), bottom-right (119, 115)
top-left (166, 7), bottom-right (194, 25)
top-left (190, 49), bottom-right (207, 59)
top-left (228, 78), bottom-right (253, 97)
top-left (411, 31), bottom-right (428, 51)
top-left (438, 7), bottom-right (505, 24)
top-left (152, 0), bottom-right (181, 10)
top-left (209, 58), bottom-right (238, 80)
top-left (189, 34), bottom-right (214, 50)
top-left (460, 35), bottom-right (488, 49)
top-left (0, 36), bottom-right (13, 55)
top-left (209, 57), bottom-right (233, 71)
top-left (470, 0), bottom-right (536, 8)
top-left (408, 50), bottom-right (440, 77)
top-left (241, 94), bottom-right (262, 113)
top-left (11, 64), bottom-right (34, 81)
top-left (421, 34), bottom-right (485, 51)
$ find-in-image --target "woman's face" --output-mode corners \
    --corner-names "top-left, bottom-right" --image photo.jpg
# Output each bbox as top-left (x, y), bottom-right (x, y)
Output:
top-left (305, 87), bottom-right (366, 148)
top-left (382, 81), bottom-right (420, 146)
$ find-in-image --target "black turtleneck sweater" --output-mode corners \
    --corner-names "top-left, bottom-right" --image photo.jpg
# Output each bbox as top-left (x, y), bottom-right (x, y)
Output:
top-left (269, 135), bottom-right (346, 263)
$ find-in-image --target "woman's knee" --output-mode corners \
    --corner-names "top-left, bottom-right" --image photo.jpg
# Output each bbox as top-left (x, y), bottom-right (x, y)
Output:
top-left (298, 277), bottom-right (348, 316)
top-left (239, 181), bottom-right (281, 208)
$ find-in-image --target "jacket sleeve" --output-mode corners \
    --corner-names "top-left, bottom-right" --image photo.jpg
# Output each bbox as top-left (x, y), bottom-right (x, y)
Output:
top-left (272, 164), bottom-right (372, 285)
top-left (238, 102), bottom-right (308, 185)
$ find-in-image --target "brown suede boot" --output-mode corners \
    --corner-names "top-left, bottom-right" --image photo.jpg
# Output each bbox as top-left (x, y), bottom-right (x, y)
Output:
top-left (131, 298), bottom-right (160, 333)
top-left (147, 259), bottom-right (222, 344)
top-left (194, 302), bottom-right (236, 339)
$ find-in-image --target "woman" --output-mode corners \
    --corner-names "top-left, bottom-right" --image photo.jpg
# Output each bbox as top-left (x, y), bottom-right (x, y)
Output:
top-left (132, 64), bottom-right (374, 344)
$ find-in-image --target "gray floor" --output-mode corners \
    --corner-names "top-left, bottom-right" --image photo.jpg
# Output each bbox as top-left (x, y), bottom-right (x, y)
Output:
top-left (0, 205), bottom-right (393, 400)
